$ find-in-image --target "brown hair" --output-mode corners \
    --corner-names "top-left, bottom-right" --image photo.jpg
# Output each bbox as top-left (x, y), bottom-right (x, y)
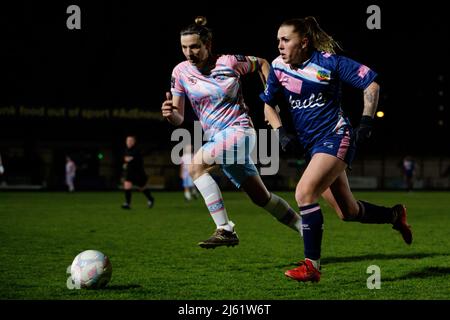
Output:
top-left (281, 16), bottom-right (342, 53)
top-left (180, 16), bottom-right (212, 44)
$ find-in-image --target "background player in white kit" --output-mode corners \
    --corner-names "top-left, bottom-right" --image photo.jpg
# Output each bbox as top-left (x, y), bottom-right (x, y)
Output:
top-left (402, 155), bottom-right (416, 191)
top-left (65, 156), bottom-right (76, 192)
top-left (0, 153), bottom-right (4, 176)
top-left (0, 153), bottom-right (5, 186)
top-left (161, 17), bottom-right (302, 249)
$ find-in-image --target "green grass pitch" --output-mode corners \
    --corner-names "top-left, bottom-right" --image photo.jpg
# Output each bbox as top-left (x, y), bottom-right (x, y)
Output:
top-left (0, 191), bottom-right (449, 300)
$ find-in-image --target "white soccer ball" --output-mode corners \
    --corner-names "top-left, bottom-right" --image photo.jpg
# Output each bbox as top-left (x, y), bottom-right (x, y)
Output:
top-left (70, 250), bottom-right (112, 289)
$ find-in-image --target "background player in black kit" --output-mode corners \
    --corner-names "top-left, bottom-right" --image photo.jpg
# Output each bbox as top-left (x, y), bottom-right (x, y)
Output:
top-left (121, 135), bottom-right (155, 209)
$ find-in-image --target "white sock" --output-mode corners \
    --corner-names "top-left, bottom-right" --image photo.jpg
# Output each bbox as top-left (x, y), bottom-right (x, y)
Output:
top-left (306, 258), bottom-right (320, 270)
top-left (264, 193), bottom-right (302, 234)
top-left (184, 190), bottom-right (192, 200)
top-left (194, 173), bottom-right (232, 231)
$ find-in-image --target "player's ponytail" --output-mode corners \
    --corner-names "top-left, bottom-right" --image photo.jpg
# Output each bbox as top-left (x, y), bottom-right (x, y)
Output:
top-left (180, 16), bottom-right (212, 44)
top-left (281, 16), bottom-right (342, 54)
top-left (194, 16), bottom-right (207, 26)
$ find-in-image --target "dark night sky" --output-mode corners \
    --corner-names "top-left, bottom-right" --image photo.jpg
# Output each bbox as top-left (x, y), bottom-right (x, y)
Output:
top-left (0, 0), bottom-right (448, 154)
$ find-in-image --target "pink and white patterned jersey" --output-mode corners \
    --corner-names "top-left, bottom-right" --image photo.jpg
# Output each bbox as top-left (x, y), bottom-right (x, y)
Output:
top-left (171, 54), bottom-right (259, 134)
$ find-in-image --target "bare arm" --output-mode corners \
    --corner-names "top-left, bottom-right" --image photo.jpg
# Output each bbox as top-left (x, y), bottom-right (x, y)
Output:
top-left (264, 104), bottom-right (282, 129)
top-left (256, 57), bottom-right (270, 87)
top-left (362, 81), bottom-right (380, 117)
top-left (161, 92), bottom-right (185, 126)
top-left (255, 57), bottom-right (284, 129)
top-left (352, 81), bottom-right (380, 146)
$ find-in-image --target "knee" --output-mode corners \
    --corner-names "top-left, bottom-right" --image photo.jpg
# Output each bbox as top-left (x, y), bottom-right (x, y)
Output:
top-left (188, 164), bottom-right (204, 180)
top-left (295, 185), bottom-right (317, 207)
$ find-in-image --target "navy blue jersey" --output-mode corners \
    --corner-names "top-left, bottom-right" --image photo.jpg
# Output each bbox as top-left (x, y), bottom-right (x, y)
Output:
top-left (260, 50), bottom-right (377, 149)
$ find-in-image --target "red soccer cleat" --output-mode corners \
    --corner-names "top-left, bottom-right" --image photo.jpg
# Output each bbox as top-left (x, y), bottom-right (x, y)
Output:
top-left (392, 204), bottom-right (413, 245)
top-left (285, 259), bottom-right (321, 283)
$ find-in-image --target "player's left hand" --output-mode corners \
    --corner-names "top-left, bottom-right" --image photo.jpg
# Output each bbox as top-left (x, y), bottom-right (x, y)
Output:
top-left (353, 115), bottom-right (373, 147)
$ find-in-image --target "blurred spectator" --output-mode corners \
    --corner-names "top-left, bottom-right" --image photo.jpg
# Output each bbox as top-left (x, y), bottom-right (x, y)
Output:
top-left (65, 155), bottom-right (77, 192)
top-left (402, 156), bottom-right (416, 191)
top-left (0, 153), bottom-right (5, 186)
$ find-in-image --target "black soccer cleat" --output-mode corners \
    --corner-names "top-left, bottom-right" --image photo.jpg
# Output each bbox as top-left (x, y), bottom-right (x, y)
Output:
top-left (198, 228), bottom-right (239, 249)
top-left (392, 204), bottom-right (413, 245)
top-left (121, 203), bottom-right (131, 210)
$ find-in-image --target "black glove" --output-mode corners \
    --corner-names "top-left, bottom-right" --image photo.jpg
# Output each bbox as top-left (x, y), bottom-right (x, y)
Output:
top-left (276, 126), bottom-right (301, 154)
top-left (353, 115), bottom-right (374, 147)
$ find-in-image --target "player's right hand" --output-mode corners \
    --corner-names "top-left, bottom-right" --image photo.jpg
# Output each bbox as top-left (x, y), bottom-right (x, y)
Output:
top-left (161, 92), bottom-right (175, 118)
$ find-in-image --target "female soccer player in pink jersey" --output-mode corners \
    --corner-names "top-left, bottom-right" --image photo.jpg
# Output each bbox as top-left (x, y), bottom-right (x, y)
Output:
top-left (162, 17), bottom-right (301, 248)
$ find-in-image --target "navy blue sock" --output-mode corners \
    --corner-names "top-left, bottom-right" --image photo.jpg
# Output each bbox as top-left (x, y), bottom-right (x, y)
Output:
top-left (125, 189), bottom-right (132, 205)
top-left (358, 200), bottom-right (396, 224)
top-left (300, 203), bottom-right (323, 261)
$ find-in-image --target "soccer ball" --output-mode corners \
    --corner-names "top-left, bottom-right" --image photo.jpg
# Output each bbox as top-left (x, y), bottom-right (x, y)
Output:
top-left (70, 250), bottom-right (112, 289)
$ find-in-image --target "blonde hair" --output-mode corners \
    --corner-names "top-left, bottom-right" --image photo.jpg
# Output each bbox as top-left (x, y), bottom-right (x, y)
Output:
top-left (281, 16), bottom-right (342, 54)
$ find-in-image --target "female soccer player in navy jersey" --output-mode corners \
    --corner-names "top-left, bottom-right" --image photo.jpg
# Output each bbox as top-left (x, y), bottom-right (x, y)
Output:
top-left (161, 17), bottom-right (302, 248)
top-left (261, 17), bottom-right (412, 282)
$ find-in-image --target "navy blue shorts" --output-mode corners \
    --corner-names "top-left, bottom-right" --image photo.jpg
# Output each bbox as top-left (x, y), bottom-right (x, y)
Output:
top-left (305, 127), bottom-right (356, 167)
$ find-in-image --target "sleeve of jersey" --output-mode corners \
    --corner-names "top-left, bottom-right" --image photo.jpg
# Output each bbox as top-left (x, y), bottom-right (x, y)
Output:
top-left (231, 55), bottom-right (259, 75)
top-left (170, 66), bottom-right (185, 97)
top-left (336, 55), bottom-right (378, 90)
top-left (259, 66), bottom-right (281, 107)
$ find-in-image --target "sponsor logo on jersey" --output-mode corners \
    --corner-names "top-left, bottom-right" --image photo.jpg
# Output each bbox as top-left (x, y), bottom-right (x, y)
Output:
top-left (316, 70), bottom-right (331, 81)
top-left (288, 92), bottom-right (326, 110)
top-left (188, 76), bottom-right (197, 85)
